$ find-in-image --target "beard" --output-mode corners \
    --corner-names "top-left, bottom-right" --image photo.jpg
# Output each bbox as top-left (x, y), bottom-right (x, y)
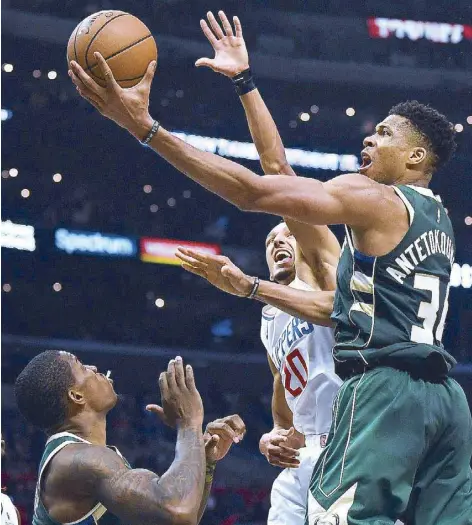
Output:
top-left (273, 266), bottom-right (296, 285)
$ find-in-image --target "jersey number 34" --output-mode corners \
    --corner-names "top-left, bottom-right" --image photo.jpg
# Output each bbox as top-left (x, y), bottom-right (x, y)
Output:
top-left (411, 274), bottom-right (450, 345)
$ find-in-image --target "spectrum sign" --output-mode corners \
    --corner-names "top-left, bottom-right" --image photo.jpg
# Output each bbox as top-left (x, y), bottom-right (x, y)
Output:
top-left (140, 238), bottom-right (220, 265)
top-left (55, 229), bottom-right (137, 257)
top-left (368, 18), bottom-right (472, 44)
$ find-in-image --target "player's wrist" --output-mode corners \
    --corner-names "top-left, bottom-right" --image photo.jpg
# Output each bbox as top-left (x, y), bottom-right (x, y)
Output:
top-left (205, 461), bottom-right (217, 483)
top-left (129, 114), bottom-right (156, 141)
top-left (232, 67), bottom-right (256, 96)
top-left (177, 416), bottom-right (204, 431)
top-left (245, 276), bottom-right (260, 299)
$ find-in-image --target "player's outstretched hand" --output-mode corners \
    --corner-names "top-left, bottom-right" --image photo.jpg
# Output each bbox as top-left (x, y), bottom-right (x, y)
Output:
top-left (68, 53), bottom-right (155, 139)
top-left (146, 356), bottom-right (204, 429)
top-left (196, 11), bottom-right (249, 78)
top-left (259, 427), bottom-right (304, 469)
top-left (204, 415), bottom-right (246, 463)
top-left (176, 247), bottom-right (254, 297)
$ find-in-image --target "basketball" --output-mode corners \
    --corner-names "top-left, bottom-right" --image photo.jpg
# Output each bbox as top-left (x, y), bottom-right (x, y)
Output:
top-left (67, 10), bottom-right (157, 88)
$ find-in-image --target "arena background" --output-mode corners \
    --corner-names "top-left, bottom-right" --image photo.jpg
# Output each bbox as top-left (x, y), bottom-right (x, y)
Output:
top-left (1, 0), bottom-right (471, 523)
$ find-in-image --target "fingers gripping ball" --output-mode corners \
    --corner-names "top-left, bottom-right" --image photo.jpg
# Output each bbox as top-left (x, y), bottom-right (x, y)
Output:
top-left (67, 10), bottom-right (157, 88)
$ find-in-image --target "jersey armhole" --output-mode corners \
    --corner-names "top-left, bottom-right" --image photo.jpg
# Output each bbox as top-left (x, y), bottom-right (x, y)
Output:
top-left (393, 186), bottom-right (415, 226)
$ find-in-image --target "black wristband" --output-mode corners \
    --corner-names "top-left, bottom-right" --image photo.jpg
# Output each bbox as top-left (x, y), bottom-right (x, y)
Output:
top-left (141, 119), bottom-right (160, 145)
top-left (247, 276), bottom-right (260, 299)
top-left (232, 68), bottom-right (256, 96)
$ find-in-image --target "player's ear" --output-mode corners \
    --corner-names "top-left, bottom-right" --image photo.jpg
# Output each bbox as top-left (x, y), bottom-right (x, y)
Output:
top-left (408, 147), bottom-right (427, 166)
top-left (68, 388), bottom-right (86, 406)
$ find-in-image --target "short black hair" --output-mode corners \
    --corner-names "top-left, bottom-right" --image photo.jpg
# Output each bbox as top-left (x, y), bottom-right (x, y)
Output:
top-left (15, 350), bottom-right (74, 432)
top-left (389, 100), bottom-right (456, 170)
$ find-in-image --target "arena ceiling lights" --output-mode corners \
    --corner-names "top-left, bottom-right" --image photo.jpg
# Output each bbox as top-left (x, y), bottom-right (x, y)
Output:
top-left (172, 131), bottom-right (359, 172)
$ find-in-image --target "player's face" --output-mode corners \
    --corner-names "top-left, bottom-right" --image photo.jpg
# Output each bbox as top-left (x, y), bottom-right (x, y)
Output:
top-left (61, 352), bottom-right (118, 414)
top-left (360, 115), bottom-right (425, 184)
top-left (265, 223), bottom-right (297, 285)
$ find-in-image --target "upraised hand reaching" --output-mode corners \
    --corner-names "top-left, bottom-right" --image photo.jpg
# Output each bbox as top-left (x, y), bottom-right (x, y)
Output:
top-left (196, 11), bottom-right (249, 78)
top-left (68, 52), bottom-right (155, 139)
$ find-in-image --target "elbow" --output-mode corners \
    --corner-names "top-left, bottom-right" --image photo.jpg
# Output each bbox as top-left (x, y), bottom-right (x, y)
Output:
top-left (165, 508), bottom-right (197, 525)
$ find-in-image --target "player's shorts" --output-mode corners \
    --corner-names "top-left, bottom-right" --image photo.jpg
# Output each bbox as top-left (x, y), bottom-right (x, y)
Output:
top-left (306, 367), bottom-right (472, 525)
top-left (268, 434), bottom-right (327, 525)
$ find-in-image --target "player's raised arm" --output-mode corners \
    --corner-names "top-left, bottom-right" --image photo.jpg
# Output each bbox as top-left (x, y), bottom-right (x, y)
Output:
top-left (196, 11), bottom-right (339, 290)
top-left (68, 55), bottom-right (401, 232)
top-left (59, 359), bottom-right (206, 525)
top-left (176, 248), bottom-right (334, 326)
top-left (198, 414), bottom-right (246, 522)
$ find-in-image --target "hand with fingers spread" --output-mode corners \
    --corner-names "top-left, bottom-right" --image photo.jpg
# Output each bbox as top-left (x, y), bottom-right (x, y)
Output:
top-left (259, 427), bottom-right (304, 469)
top-left (204, 414), bottom-right (246, 463)
top-left (146, 356), bottom-right (204, 429)
top-left (176, 247), bottom-right (254, 297)
top-left (68, 52), bottom-right (155, 139)
top-left (196, 11), bottom-right (249, 78)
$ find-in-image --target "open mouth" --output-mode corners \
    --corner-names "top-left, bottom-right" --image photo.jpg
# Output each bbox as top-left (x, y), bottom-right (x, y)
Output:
top-left (274, 249), bottom-right (293, 264)
top-left (359, 151), bottom-right (373, 173)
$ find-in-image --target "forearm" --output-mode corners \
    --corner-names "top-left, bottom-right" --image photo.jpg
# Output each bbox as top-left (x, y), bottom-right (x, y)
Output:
top-left (196, 462), bottom-right (216, 524)
top-left (255, 281), bottom-right (334, 326)
top-left (156, 425), bottom-right (206, 523)
top-left (240, 89), bottom-right (295, 176)
top-left (272, 403), bottom-right (293, 431)
top-left (143, 123), bottom-right (261, 211)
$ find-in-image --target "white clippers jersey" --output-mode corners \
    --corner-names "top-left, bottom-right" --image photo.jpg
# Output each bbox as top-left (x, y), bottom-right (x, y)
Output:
top-left (260, 278), bottom-right (342, 436)
top-left (1, 493), bottom-right (19, 525)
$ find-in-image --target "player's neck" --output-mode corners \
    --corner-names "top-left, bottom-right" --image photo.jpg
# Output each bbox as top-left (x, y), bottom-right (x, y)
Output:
top-left (59, 412), bottom-right (108, 446)
top-left (393, 170), bottom-right (431, 189)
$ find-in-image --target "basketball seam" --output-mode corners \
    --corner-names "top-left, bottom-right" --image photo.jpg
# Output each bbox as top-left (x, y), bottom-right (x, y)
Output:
top-left (86, 33), bottom-right (153, 78)
top-left (84, 13), bottom-right (129, 73)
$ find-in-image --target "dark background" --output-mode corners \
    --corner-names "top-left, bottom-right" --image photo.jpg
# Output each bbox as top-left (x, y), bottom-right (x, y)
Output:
top-left (2, 0), bottom-right (471, 523)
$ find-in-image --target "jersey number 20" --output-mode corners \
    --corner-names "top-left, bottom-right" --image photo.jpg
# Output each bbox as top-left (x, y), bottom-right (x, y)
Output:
top-left (411, 274), bottom-right (450, 345)
top-left (283, 348), bottom-right (308, 397)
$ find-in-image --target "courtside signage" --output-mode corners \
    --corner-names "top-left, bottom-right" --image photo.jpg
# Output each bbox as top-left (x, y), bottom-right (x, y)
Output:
top-left (368, 18), bottom-right (472, 44)
top-left (140, 238), bottom-right (220, 265)
top-left (1, 220), bottom-right (36, 252)
top-left (55, 228), bottom-right (137, 257)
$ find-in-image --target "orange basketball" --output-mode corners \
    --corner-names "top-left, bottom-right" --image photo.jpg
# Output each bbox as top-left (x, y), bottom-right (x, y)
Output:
top-left (67, 10), bottom-right (158, 88)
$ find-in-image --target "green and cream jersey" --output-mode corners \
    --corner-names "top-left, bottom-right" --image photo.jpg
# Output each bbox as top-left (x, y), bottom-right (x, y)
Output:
top-left (33, 432), bottom-right (130, 525)
top-left (332, 185), bottom-right (456, 377)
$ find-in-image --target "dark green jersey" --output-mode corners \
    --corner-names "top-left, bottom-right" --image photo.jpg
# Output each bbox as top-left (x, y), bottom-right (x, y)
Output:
top-left (33, 432), bottom-right (130, 525)
top-left (332, 185), bottom-right (456, 377)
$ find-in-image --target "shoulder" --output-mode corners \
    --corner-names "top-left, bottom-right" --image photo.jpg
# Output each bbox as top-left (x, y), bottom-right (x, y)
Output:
top-left (325, 173), bottom-right (397, 200)
top-left (48, 443), bottom-right (128, 493)
top-left (324, 174), bottom-right (405, 227)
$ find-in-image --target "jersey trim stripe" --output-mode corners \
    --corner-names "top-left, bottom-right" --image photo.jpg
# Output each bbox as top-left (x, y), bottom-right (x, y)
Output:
top-left (393, 186), bottom-right (415, 226)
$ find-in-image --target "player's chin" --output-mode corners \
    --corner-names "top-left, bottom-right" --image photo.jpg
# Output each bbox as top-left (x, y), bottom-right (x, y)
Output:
top-left (273, 266), bottom-right (296, 284)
